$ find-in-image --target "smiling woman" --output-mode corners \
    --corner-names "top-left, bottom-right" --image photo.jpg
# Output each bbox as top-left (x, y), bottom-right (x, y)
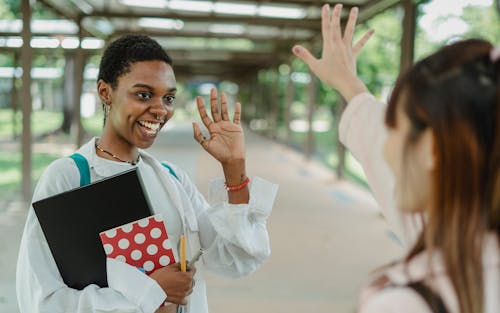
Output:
top-left (16, 34), bottom-right (278, 313)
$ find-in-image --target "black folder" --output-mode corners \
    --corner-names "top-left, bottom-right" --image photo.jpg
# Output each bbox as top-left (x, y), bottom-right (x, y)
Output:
top-left (33, 168), bottom-right (153, 290)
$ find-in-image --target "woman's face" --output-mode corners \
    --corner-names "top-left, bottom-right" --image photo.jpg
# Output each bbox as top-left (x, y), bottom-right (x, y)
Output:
top-left (383, 97), bottom-right (435, 212)
top-left (101, 60), bottom-right (177, 149)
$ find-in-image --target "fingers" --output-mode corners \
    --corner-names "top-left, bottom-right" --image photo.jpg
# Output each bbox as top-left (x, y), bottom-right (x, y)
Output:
top-left (321, 4), bottom-right (332, 47)
top-left (192, 122), bottom-right (208, 149)
top-left (220, 92), bottom-right (230, 121)
top-left (233, 102), bottom-right (241, 125)
top-left (210, 88), bottom-right (221, 123)
top-left (343, 7), bottom-right (358, 45)
top-left (196, 96), bottom-right (213, 129)
top-left (331, 3), bottom-right (342, 42)
top-left (292, 45), bottom-right (318, 68)
top-left (353, 29), bottom-right (374, 56)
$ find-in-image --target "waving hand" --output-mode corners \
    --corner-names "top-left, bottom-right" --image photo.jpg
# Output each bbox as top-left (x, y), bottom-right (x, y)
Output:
top-left (292, 4), bottom-right (373, 101)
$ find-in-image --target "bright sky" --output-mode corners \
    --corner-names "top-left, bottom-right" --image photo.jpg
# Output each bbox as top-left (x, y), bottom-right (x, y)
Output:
top-left (419, 0), bottom-right (493, 42)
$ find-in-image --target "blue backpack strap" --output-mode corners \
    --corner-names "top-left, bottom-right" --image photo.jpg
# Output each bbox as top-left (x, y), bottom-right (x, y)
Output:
top-left (161, 162), bottom-right (179, 181)
top-left (69, 153), bottom-right (91, 186)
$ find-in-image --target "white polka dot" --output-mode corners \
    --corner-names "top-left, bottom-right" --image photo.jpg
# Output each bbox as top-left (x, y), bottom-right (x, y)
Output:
top-left (154, 215), bottom-right (163, 222)
top-left (131, 250), bottom-right (142, 261)
top-left (162, 239), bottom-right (172, 250)
top-left (103, 244), bottom-right (114, 255)
top-left (122, 224), bottom-right (133, 233)
top-left (118, 238), bottom-right (130, 249)
top-left (159, 255), bottom-right (171, 266)
top-left (134, 233), bottom-right (146, 244)
top-left (150, 228), bottom-right (161, 239)
top-left (105, 229), bottom-right (117, 238)
top-left (138, 218), bottom-right (149, 228)
top-left (115, 255), bottom-right (126, 263)
top-left (147, 244), bottom-right (158, 255)
top-left (143, 260), bottom-right (154, 272)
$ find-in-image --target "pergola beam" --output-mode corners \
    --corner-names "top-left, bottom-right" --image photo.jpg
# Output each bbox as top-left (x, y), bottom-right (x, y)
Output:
top-left (83, 11), bottom-right (322, 30)
top-left (109, 29), bottom-right (312, 42)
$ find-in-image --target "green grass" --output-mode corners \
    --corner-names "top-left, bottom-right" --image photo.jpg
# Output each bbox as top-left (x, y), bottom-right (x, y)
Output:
top-left (0, 150), bottom-right (61, 200)
top-left (0, 109), bottom-right (62, 140)
top-left (0, 108), bottom-right (104, 200)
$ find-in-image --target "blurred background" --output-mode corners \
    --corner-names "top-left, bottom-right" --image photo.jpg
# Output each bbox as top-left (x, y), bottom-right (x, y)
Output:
top-left (0, 0), bottom-right (499, 312)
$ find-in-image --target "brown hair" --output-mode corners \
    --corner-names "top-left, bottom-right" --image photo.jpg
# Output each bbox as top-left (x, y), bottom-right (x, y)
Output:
top-left (385, 39), bottom-right (499, 313)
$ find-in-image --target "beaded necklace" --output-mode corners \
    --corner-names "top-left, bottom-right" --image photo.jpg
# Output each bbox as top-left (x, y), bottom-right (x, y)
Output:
top-left (95, 140), bottom-right (140, 165)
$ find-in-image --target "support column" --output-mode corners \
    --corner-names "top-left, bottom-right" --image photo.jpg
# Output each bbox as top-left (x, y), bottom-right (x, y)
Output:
top-left (74, 19), bottom-right (85, 147)
top-left (268, 67), bottom-right (279, 139)
top-left (284, 68), bottom-right (294, 145)
top-left (11, 52), bottom-right (19, 140)
top-left (305, 72), bottom-right (317, 160)
top-left (400, 0), bottom-right (417, 73)
top-left (21, 0), bottom-right (32, 202)
top-left (335, 98), bottom-right (347, 178)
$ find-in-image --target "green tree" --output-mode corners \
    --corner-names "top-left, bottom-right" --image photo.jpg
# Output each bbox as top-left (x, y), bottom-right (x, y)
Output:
top-left (461, 3), bottom-right (500, 44)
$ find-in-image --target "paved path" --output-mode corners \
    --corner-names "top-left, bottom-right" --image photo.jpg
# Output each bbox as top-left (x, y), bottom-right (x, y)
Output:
top-left (0, 122), bottom-right (403, 313)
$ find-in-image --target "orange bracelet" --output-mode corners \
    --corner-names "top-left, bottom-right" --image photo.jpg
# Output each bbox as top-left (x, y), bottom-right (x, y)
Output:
top-left (224, 177), bottom-right (250, 191)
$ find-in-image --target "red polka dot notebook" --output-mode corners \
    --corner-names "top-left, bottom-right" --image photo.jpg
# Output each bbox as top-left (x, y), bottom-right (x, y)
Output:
top-left (99, 214), bottom-right (176, 275)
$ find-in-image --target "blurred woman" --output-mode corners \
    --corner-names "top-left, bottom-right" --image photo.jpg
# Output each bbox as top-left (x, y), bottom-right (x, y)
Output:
top-left (294, 4), bottom-right (499, 313)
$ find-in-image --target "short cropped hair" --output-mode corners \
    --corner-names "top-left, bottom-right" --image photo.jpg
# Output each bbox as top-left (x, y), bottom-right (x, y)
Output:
top-left (97, 34), bottom-right (173, 89)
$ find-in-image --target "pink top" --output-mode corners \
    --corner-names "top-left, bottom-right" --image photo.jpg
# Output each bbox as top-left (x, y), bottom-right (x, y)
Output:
top-left (339, 92), bottom-right (500, 313)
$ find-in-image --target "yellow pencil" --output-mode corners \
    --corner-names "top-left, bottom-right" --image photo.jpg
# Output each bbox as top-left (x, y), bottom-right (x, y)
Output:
top-left (180, 234), bottom-right (186, 272)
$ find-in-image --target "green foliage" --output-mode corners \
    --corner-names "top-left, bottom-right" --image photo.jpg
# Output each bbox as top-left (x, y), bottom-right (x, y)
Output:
top-left (461, 4), bottom-right (500, 43)
top-left (2, 0), bottom-right (57, 18)
top-left (356, 8), bottom-right (403, 97)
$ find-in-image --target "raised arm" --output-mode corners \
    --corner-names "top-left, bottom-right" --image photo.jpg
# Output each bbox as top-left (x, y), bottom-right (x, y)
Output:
top-left (192, 88), bottom-right (249, 204)
top-left (292, 4), bottom-right (373, 102)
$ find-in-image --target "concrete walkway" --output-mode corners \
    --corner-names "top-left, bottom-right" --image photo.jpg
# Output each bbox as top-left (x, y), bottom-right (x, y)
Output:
top-left (0, 122), bottom-right (403, 313)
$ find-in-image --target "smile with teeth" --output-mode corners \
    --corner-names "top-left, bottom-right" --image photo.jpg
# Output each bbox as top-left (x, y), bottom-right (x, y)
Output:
top-left (138, 120), bottom-right (161, 135)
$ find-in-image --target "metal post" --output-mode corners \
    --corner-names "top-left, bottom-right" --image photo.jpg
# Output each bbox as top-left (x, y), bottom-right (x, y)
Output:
top-left (284, 68), bottom-right (294, 145)
top-left (74, 18), bottom-right (85, 147)
top-left (335, 98), bottom-right (347, 178)
top-left (400, 0), bottom-right (416, 73)
top-left (305, 72), bottom-right (317, 160)
top-left (269, 67), bottom-right (279, 139)
top-left (21, 0), bottom-right (32, 202)
top-left (11, 52), bottom-right (19, 140)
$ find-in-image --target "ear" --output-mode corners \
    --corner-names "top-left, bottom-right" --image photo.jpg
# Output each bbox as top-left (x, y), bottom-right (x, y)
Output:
top-left (418, 129), bottom-right (436, 171)
top-left (97, 79), bottom-right (112, 105)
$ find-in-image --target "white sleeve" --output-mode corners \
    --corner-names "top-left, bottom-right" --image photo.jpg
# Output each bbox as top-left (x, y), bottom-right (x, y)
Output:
top-left (338, 92), bottom-right (421, 246)
top-left (174, 166), bottom-right (278, 278)
top-left (360, 288), bottom-right (432, 313)
top-left (16, 158), bottom-right (166, 313)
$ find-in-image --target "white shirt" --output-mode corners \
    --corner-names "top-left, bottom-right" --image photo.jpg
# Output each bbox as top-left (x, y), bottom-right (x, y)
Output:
top-left (339, 93), bottom-right (499, 313)
top-left (16, 137), bottom-right (278, 313)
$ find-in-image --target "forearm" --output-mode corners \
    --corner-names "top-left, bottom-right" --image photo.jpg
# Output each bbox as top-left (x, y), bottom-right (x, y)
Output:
top-left (221, 159), bottom-right (249, 204)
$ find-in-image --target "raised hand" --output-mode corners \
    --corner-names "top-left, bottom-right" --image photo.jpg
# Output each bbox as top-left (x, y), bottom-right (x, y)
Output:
top-left (192, 88), bottom-right (245, 165)
top-left (292, 4), bottom-right (373, 101)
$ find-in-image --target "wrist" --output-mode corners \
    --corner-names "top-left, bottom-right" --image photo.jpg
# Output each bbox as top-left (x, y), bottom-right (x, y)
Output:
top-left (338, 77), bottom-right (368, 102)
top-left (221, 159), bottom-right (246, 186)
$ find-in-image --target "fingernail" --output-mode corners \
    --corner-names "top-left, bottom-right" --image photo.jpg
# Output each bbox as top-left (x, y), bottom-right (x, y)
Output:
top-left (293, 46), bottom-right (301, 55)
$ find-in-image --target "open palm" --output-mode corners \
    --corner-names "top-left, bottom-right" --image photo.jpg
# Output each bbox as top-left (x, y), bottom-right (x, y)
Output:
top-left (192, 88), bottom-right (245, 164)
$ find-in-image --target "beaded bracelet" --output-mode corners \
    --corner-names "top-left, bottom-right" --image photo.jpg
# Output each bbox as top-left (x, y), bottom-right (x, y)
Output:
top-left (224, 177), bottom-right (250, 191)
